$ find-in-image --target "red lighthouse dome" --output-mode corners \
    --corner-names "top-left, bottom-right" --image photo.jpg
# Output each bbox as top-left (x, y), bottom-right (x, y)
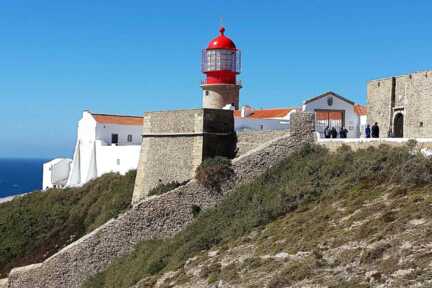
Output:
top-left (202, 27), bottom-right (241, 85)
top-left (207, 27), bottom-right (237, 50)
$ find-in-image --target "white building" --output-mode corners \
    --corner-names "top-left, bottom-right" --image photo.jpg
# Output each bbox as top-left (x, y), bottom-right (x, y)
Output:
top-left (302, 91), bottom-right (367, 138)
top-left (43, 111), bottom-right (143, 189)
top-left (43, 158), bottom-right (72, 189)
top-left (234, 105), bottom-right (296, 131)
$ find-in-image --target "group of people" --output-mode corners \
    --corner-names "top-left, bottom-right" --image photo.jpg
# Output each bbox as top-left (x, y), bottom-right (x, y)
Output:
top-left (365, 122), bottom-right (380, 138)
top-left (323, 122), bottom-right (380, 139)
top-left (324, 126), bottom-right (349, 138)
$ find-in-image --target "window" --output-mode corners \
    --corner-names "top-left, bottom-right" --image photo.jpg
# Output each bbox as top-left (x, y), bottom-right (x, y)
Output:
top-left (111, 134), bottom-right (119, 145)
top-left (127, 134), bottom-right (133, 142)
top-left (205, 90), bottom-right (209, 96)
top-left (116, 159), bottom-right (120, 165)
top-left (420, 122), bottom-right (424, 127)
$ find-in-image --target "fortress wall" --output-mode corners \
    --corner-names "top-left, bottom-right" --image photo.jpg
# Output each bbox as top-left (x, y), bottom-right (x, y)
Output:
top-left (236, 130), bottom-right (289, 155)
top-left (368, 70), bottom-right (432, 138)
top-left (367, 78), bottom-right (393, 134)
top-left (132, 109), bottom-right (234, 204)
top-left (402, 72), bottom-right (432, 138)
top-left (8, 112), bottom-right (314, 288)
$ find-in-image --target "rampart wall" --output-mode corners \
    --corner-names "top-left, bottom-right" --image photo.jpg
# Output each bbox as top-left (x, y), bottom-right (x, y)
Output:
top-left (132, 109), bottom-right (235, 204)
top-left (368, 70), bottom-right (432, 138)
top-left (236, 130), bottom-right (289, 155)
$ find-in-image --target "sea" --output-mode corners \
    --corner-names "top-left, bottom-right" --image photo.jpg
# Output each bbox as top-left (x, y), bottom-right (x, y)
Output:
top-left (0, 158), bottom-right (47, 199)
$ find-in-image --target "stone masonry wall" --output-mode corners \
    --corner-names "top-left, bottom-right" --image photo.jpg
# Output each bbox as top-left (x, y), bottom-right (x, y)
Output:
top-left (132, 109), bottom-right (234, 204)
top-left (236, 130), bottom-right (289, 156)
top-left (367, 76), bottom-right (393, 134)
top-left (368, 70), bottom-right (432, 138)
top-left (6, 112), bottom-right (314, 288)
top-left (290, 111), bottom-right (315, 141)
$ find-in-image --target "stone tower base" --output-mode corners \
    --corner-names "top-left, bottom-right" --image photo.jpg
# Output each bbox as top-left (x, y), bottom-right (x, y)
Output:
top-left (201, 84), bottom-right (241, 109)
top-left (132, 109), bottom-right (235, 204)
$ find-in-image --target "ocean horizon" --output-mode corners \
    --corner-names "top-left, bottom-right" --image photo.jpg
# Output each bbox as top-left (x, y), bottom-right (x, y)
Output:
top-left (0, 158), bottom-right (48, 198)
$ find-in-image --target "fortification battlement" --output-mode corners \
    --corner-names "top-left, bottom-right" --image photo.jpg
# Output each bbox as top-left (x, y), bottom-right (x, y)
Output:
top-left (368, 70), bottom-right (432, 83)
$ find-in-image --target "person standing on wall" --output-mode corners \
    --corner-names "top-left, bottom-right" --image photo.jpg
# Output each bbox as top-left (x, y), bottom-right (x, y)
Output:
top-left (331, 127), bottom-right (338, 138)
top-left (371, 122), bottom-right (380, 138)
top-left (365, 124), bottom-right (371, 138)
top-left (340, 126), bottom-right (348, 138)
top-left (324, 126), bottom-right (331, 138)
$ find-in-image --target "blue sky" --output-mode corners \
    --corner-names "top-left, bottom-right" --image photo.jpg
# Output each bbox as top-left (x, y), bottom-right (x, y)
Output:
top-left (1, 0), bottom-right (431, 158)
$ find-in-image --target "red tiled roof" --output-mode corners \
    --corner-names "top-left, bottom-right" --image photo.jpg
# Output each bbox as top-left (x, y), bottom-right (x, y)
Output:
top-left (92, 113), bottom-right (143, 125)
top-left (354, 104), bottom-right (367, 116)
top-left (234, 108), bottom-right (293, 119)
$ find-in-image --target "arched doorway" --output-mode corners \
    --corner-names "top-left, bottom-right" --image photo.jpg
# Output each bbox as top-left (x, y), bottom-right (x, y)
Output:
top-left (394, 113), bottom-right (404, 138)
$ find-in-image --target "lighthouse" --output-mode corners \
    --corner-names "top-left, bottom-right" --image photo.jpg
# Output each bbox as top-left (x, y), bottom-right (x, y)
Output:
top-left (201, 27), bottom-right (241, 109)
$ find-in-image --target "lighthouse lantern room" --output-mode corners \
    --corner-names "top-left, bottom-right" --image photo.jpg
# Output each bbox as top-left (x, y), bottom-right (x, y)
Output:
top-left (201, 27), bottom-right (242, 109)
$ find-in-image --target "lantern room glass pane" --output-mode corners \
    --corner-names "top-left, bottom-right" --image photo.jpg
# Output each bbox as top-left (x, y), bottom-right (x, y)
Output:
top-left (202, 49), bottom-right (240, 73)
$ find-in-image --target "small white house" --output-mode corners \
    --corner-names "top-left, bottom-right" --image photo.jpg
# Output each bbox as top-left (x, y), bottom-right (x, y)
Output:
top-left (302, 91), bottom-right (367, 138)
top-left (43, 158), bottom-right (72, 189)
top-left (43, 111), bottom-right (143, 189)
top-left (234, 105), bottom-right (296, 131)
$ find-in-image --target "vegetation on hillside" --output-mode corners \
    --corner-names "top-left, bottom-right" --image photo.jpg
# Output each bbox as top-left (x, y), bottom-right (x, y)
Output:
top-left (0, 170), bottom-right (136, 278)
top-left (83, 144), bottom-right (432, 288)
top-left (195, 156), bottom-right (234, 191)
top-left (148, 181), bottom-right (186, 197)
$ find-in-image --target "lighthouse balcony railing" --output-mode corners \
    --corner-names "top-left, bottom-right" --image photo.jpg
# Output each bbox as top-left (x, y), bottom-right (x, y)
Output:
top-left (201, 79), bottom-right (242, 86)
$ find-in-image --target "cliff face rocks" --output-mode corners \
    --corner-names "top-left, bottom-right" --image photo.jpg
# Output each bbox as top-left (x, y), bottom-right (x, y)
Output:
top-left (7, 113), bottom-right (314, 288)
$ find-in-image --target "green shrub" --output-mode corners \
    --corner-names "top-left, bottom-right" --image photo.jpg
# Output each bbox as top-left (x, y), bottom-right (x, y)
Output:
top-left (195, 157), bottom-right (234, 191)
top-left (0, 170), bottom-right (136, 278)
top-left (148, 181), bottom-right (185, 197)
top-left (207, 272), bottom-right (219, 284)
top-left (83, 144), bottom-right (432, 288)
top-left (191, 205), bottom-right (201, 218)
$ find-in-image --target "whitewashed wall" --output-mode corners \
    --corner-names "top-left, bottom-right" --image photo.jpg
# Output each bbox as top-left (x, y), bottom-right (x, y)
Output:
top-left (43, 158), bottom-right (72, 189)
top-left (359, 115), bottom-right (368, 138)
top-left (95, 123), bottom-right (142, 145)
top-left (95, 143), bottom-right (141, 176)
top-left (235, 117), bottom-right (290, 131)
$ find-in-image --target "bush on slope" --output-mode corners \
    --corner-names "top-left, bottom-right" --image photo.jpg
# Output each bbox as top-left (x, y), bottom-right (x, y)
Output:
top-left (0, 170), bottom-right (136, 278)
top-left (83, 144), bottom-right (432, 288)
